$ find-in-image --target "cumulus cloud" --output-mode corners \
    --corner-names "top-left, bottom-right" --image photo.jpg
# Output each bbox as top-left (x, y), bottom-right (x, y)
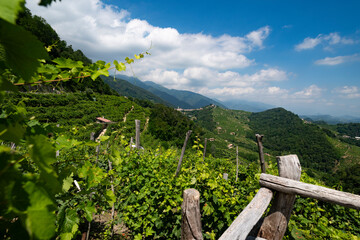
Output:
top-left (295, 32), bottom-right (354, 51)
top-left (27, 0), bottom-right (270, 71)
top-left (315, 54), bottom-right (359, 66)
top-left (334, 86), bottom-right (360, 98)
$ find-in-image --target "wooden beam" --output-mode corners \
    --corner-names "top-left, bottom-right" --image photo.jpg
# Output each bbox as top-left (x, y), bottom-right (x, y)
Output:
top-left (219, 188), bottom-right (273, 240)
top-left (260, 173), bottom-right (360, 210)
top-left (181, 189), bottom-right (203, 240)
top-left (258, 155), bottom-right (301, 240)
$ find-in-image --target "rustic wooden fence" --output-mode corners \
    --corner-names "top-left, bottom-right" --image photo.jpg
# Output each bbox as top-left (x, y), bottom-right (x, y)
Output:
top-left (181, 154), bottom-right (360, 240)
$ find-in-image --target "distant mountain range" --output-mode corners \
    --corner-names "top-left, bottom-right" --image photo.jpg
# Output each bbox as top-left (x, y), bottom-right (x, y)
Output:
top-left (106, 74), bottom-right (278, 112)
top-left (109, 74), bottom-right (226, 109)
top-left (301, 114), bottom-right (360, 124)
top-left (220, 99), bottom-right (275, 112)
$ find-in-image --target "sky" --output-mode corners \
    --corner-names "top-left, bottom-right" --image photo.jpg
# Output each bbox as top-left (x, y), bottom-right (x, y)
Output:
top-left (27, 0), bottom-right (360, 117)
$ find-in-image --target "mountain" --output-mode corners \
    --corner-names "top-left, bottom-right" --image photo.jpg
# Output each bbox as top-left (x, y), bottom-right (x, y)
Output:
top-left (117, 75), bottom-right (193, 108)
top-left (221, 99), bottom-right (275, 112)
top-left (301, 114), bottom-right (360, 124)
top-left (101, 76), bottom-right (173, 107)
top-left (116, 74), bottom-right (226, 109)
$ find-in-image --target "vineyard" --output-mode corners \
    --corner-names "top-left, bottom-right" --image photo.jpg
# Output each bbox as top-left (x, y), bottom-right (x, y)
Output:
top-left (1, 1), bottom-right (360, 239)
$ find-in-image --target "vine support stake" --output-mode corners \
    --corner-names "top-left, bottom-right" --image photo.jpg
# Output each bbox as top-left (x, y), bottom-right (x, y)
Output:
top-left (135, 119), bottom-right (140, 149)
top-left (257, 154), bottom-right (302, 240)
top-left (255, 134), bottom-right (266, 173)
top-left (181, 189), bottom-right (203, 240)
top-left (90, 132), bottom-right (95, 141)
top-left (203, 138), bottom-right (207, 161)
top-left (175, 130), bottom-right (192, 177)
top-left (236, 146), bottom-right (239, 182)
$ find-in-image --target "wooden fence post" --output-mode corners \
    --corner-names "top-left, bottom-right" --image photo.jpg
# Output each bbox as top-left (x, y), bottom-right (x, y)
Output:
top-left (223, 173), bottom-right (228, 181)
top-left (181, 189), bottom-right (203, 240)
top-left (135, 120), bottom-right (140, 149)
top-left (90, 132), bottom-right (95, 141)
top-left (203, 138), bottom-right (207, 161)
top-left (257, 154), bottom-right (301, 240)
top-left (255, 134), bottom-right (266, 173)
top-left (236, 146), bottom-right (239, 182)
top-left (175, 130), bottom-right (192, 177)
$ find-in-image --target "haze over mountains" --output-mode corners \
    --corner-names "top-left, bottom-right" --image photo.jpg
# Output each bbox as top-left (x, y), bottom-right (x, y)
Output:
top-left (103, 74), bottom-right (360, 124)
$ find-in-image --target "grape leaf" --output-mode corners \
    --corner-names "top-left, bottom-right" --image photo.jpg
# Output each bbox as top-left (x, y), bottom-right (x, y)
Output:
top-left (0, 0), bottom-right (25, 24)
top-left (52, 57), bottom-right (84, 69)
top-left (0, 19), bottom-right (48, 82)
top-left (24, 182), bottom-right (56, 239)
top-left (28, 135), bottom-right (61, 193)
top-left (113, 60), bottom-right (126, 72)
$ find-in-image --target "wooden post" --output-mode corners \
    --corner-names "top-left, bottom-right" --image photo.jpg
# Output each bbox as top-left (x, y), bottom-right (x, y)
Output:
top-left (135, 120), bottom-right (140, 149)
top-left (257, 154), bottom-right (301, 240)
top-left (236, 146), bottom-right (239, 182)
top-left (90, 132), bottom-right (95, 141)
top-left (203, 138), bottom-right (207, 161)
top-left (181, 189), bottom-right (203, 240)
top-left (96, 143), bottom-right (100, 162)
top-left (223, 173), bottom-right (228, 181)
top-left (255, 134), bottom-right (266, 173)
top-left (175, 130), bottom-right (192, 177)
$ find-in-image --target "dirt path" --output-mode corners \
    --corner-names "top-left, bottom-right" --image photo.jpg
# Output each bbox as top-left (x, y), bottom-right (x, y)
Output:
top-left (123, 105), bottom-right (134, 122)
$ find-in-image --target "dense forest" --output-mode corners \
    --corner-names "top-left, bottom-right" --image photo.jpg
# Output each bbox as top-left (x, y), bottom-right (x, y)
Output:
top-left (249, 108), bottom-right (341, 172)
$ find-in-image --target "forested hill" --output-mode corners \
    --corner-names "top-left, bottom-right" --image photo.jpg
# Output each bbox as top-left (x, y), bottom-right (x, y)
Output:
top-left (101, 76), bottom-right (173, 107)
top-left (249, 108), bottom-right (340, 172)
top-left (117, 74), bottom-right (226, 109)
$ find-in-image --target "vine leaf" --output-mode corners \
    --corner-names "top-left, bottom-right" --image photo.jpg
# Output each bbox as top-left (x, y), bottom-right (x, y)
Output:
top-left (52, 57), bottom-right (84, 69)
top-left (0, 19), bottom-right (48, 82)
top-left (28, 135), bottom-right (61, 194)
top-left (113, 60), bottom-right (126, 72)
top-left (24, 181), bottom-right (56, 240)
top-left (0, 0), bottom-right (25, 24)
top-left (58, 208), bottom-right (80, 240)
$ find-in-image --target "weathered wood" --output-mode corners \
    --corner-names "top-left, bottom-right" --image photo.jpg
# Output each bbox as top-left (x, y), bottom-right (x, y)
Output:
top-left (219, 188), bottom-right (273, 240)
top-left (255, 134), bottom-right (266, 173)
top-left (90, 132), bottom-right (95, 141)
top-left (223, 173), bottom-right (228, 181)
top-left (258, 155), bottom-right (301, 240)
top-left (260, 173), bottom-right (360, 210)
top-left (135, 120), bottom-right (140, 149)
top-left (203, 138), bottom-right (207, 161)
top-left (181, 189), bottom-right (203, 240)
top-left (236, 146), bottom-right (239, 182)
top-left (175, 130), bottom-right (192, 177)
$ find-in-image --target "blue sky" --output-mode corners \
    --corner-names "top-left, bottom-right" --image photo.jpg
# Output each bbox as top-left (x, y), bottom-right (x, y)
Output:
top-left (28, 0), bottom-right (360, 117)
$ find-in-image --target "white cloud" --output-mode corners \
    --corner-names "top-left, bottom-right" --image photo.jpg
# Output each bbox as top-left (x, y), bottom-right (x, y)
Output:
top-left (295, 32), bottom-right (354, 51)
top-left (27, 0), bottom-right (269, 71)
top-left (334, 86), bottom-right (360, 98)
top-left (315, 54), bottom-right (359, 66)
top-left (293, 85), bottom-right (323, 100)
top-left (295, 36), bottom-right (323, 51)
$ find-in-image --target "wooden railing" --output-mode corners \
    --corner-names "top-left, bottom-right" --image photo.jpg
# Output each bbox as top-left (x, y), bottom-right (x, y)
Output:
top-left (181, 154), bottom-right (360, 240)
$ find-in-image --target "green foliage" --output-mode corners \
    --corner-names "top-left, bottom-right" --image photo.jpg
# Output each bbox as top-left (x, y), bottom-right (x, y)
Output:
top-left (148, 104), bottom-right (203, 147)
top-left (249, 108), bottom-right (341, 172)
